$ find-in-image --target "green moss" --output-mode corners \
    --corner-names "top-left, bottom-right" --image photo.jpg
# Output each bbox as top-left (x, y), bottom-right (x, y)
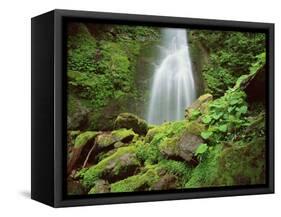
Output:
top-left (111, 128), bottom-right (136, 141)
top-left (136, 121), bottom-right (187, 165)
top-left (185, 137), bottom-right (265, 188)
top-left (216, 137), bottom-right (265, 185)
top-left (67, 24), bottom-right (161, 132)
top-left (135, 140), bottom-right (161, 165)
top-left (67, 130), bottom-right (81, 146)
top-left (111, 159), bottom-right (192, 192)
top-left (67, 24), bottom-right (97, 74)
top-left (111, 165), bottom-right (160, 192)
top-left (157, 160), bottom-right (192, 185)
top-left (186, 121), bottom-right (206, 136)
top-left (96, 129), bottom-right (136, 148)
top-left (74, 131), bottom-right (98, 148)
top-left (88, 180), bottom-right (110, 194)
top-left (96, 134), bottom-right (116, 148)
top-left (82, 146), bottom-right (140, 188)
top-left (159, 137), bottom-right (178, 155)
top-left (114, 113), bottom-right (148, 135)
top-left (185, 144), bottom-right (223, 188)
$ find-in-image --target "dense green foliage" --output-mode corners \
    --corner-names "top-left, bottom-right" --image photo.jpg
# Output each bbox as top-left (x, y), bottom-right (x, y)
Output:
top-left (67, 23), bottom-right (160, 130)
top-left (190, 30), bottom-right (266, 97)
top-left (67, 23), bottom-right (267, 195)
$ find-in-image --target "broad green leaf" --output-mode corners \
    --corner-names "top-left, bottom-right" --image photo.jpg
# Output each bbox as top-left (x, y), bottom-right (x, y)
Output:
top-left (195, 143), bottom-right (208, 156)
top-left (202, 115), bottom-right (212, 124)
top-left (218, 124), bottom-right (228, 132)
top-left (201, 131), bottom-right (213, 139)
top-left (239, 105), bottom-right (248, 114)
top-left (212, 112), bottom-right (223, 120)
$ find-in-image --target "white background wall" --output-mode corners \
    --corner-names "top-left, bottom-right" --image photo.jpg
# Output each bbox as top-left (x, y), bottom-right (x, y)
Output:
top-left (0, 0), bottom-right (279, 215)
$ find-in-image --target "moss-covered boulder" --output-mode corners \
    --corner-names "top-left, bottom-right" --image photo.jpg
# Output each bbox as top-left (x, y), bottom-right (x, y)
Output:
top-left (111, 163), bottom-right (181, 192)
top-left (74, 131), bottom-right (99, 148)
top-left (185, 121), bottom-right (206, 136)
top-left (151, 174), bottom-right (178, 190)
top-left (217, 137), bottom-right (266, 185)
top-left (67, 131), bottom-right (99, 175)
top-left (185, 93), bottom-right (213, 120)
top-left (111, 167), bottom-right (160, 192)
top-left (159, 131), bottom-right (203, 164)
top-left (114, 113), bottom-right (148, 135)
top-left (145, 126), bottom-right (162, 143)
top-left (67, 130), bottom-right (81, 147)
top-left (88, 180), bottom-right (110, 194)
top-left (82, 146), bottom-right (141, 188)
top-left (95, 133), bottom-right (117, 149)
top-left (96, 128), bottom-right (136, 149)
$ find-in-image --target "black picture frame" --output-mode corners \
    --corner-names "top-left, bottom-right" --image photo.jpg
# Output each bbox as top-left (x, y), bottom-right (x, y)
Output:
top-left (31, 9), bottom-right (274, 207)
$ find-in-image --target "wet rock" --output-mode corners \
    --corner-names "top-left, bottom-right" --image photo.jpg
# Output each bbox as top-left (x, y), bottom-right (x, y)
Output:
top-left (185, 93), bottom-right (213, 119)
top-left (160, 131), bottom-right (203, 163)
top-left (96, 129), bottom-right (136, 149)
top-left (88, 179), bottom-right (110, 194)
top-left (114, 113), bottom-right (148, 135)
top-left (96, 133), bottom-right (118, 149)
top-left (151, 174), bottom-right (178, 190)
top-left (82, 146), bottom-right (141, 188)
top-left (67, 131), bottom-right (99, 175)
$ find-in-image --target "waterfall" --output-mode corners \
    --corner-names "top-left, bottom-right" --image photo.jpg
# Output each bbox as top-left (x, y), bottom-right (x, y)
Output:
top-left (147, 28), bottom-right (196, 125)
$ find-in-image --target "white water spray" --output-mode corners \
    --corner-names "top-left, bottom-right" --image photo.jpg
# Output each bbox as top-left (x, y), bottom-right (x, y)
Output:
top-left (147, 28), bottom-right (196, 124)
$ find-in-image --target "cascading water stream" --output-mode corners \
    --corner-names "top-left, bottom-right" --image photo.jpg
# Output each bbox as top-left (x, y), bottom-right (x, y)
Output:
top-left (147, 28), bottom-right (196, 124)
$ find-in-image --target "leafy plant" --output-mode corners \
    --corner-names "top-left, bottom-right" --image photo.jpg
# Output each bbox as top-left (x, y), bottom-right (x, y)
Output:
top-left (195, 143), bottom-right (209, 162)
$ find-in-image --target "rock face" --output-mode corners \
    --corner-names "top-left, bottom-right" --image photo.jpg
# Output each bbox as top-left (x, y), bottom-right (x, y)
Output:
top-left (67, 101), bottom-right (90, 130)
top-left (88, 180), bottom-right (110, 194)
top-left (160, 131), bottom-right (203, 163)
top-left (67, 131), bottom-right (99, 175)
top-left (245, 66), bottom-right (265, 104)
top-left (151, 174), bottom-right (178, 190)
top-left (185, 94), bottom-right (213, 119)
top-left (67, 129), bottom-right (136, 175)
top-left (114, 113), bottom-right (148, 135)
top-left (82, 146), bottom-right (141, 188)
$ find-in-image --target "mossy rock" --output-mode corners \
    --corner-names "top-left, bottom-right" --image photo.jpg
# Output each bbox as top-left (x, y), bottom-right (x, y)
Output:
top-left (96, 129), bottom-right (136, 149)
top-left (186, 121), bottom-right (206, 136)
top-left (67, 131), bottom-right (99, 175)
top-left (185, 93), bottom-right (213, 120)
top-left (111, 163), bottom-right (180, 192)
top-left (96, 133), bottom-right (118, 149)
top-left (82, 146), bottom-right (141, 188)
top-left (151, 173), bottom-right (178, 190)
top-left (114, 113), bottom-right (148, 135)
top-left (74, 131), bottom-right (99, 148)
top-left (112, 128), bottom-right (136, 142)
top-left (159, 131), bottom-right (203, 163)
top-left (114, 141), bottom-right (126, 148)
top-left (145, 121), bottom-right (186, 143)
top-left (67, 130), bottom-right (81, 147)
top-left (216, 137), bottom-right (266, 185)
top-left (88, 180), bottom-right (110, 194)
